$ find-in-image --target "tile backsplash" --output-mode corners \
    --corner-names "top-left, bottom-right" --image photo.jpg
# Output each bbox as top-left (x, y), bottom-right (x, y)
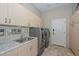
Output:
top-left (0, 26), bottom-right (29, 44)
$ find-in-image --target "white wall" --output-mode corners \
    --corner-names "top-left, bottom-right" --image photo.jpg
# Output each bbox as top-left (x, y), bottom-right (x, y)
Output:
top-left (41, 4), bottom-right (77, 48)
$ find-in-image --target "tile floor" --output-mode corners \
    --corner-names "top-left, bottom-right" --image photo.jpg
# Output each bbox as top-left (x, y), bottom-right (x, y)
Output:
top-left (42, 44), bottom-right (74, 56)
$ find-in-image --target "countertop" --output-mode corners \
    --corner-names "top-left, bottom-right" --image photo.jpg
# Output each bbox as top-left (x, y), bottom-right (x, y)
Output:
top-left (0, 37), bottom-right (37, 55)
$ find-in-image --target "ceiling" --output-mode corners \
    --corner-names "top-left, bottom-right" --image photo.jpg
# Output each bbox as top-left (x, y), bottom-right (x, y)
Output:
top-left (32, 3), bottom-right (73, 12)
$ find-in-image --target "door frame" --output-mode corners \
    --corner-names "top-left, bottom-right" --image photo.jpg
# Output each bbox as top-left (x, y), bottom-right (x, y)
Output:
top-left (50, 18), bottom-right (67, 47)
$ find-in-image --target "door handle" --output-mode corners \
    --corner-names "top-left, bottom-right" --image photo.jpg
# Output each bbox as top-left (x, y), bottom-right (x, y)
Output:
top-left (53, 29), bottom-right (55, 35)
top-left (53, 29), bottom-right (54, 31)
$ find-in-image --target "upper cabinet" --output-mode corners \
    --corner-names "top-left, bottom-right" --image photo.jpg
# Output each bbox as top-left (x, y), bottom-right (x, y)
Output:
top-left (7, 4), bottom-right (21, 25)
top-left (16, 4), bottom-right (30, 26)
top-left (0, 3), bottom-right (43, 27)
top-left (28, 11), bottom-right (43, 28)
top-left (7, 4), bottom-right (29, 26)
top-left (0, 4), bottom-right (8, 24)
top-left (0, 3), bottom-right (29, 26)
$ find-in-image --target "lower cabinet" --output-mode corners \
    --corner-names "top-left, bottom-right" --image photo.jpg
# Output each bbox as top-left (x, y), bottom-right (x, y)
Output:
top-left (17, 43), bottom-right (30, 56)
top-left (1, 38), bottom-right (37, 56)
top-left (17, 38), bottom-right (37, 56)
top-left (29, 38), bottom-right (38, 56)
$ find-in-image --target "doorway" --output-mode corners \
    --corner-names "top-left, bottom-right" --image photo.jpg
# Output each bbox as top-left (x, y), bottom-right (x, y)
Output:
top-left (50, 18), bottom-right (66, 47)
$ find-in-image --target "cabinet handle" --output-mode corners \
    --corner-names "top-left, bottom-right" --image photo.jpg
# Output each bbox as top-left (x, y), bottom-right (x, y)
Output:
top-left (30, 46), bottom-right (32, 51)
top-left (5, 17), bottom-right (7, 23)
top-left (9, 18), bottom-right (11, 24)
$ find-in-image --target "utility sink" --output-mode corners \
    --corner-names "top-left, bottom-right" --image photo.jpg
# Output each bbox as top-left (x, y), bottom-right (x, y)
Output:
top-left (13, 37), bottom-right (34, 43)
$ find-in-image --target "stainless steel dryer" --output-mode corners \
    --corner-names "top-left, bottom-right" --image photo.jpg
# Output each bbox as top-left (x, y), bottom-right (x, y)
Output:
top-left (29, 27), bottom-right (46, 56)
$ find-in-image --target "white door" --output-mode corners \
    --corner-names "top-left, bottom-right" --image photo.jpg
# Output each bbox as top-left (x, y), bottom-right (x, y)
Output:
top-left (51, 19), bottom-right (66, 47)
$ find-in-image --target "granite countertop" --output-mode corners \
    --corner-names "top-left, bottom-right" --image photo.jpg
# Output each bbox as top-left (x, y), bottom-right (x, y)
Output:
top-left (0, 37), bottom-right (36, 55)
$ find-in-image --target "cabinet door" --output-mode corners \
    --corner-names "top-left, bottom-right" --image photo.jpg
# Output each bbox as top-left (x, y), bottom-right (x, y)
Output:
top-left (1, 48), bottom-right (18, 56)
top-left (16, 4), bottom-right (29, 26)
top-left (0, 4), bottom-right (8, 24)
top-left (28, 39), bottom-right (38, 56)
top-left (31, 38), bottom-right (38, 56)
top-left (17, 44), bottom-right (30, 56)
top-left (17, 39), bottom-right (37, 56)
top-left (8, 4), bottom-right (29, 26)
top-left (7, 4), bottom-right (21, 25)
top-left (28, 13), bottom-right (37, 27)
top-left (28, 13), bottom-right (43, 27)
top-left (70, 11), bottom-right (79, 55)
